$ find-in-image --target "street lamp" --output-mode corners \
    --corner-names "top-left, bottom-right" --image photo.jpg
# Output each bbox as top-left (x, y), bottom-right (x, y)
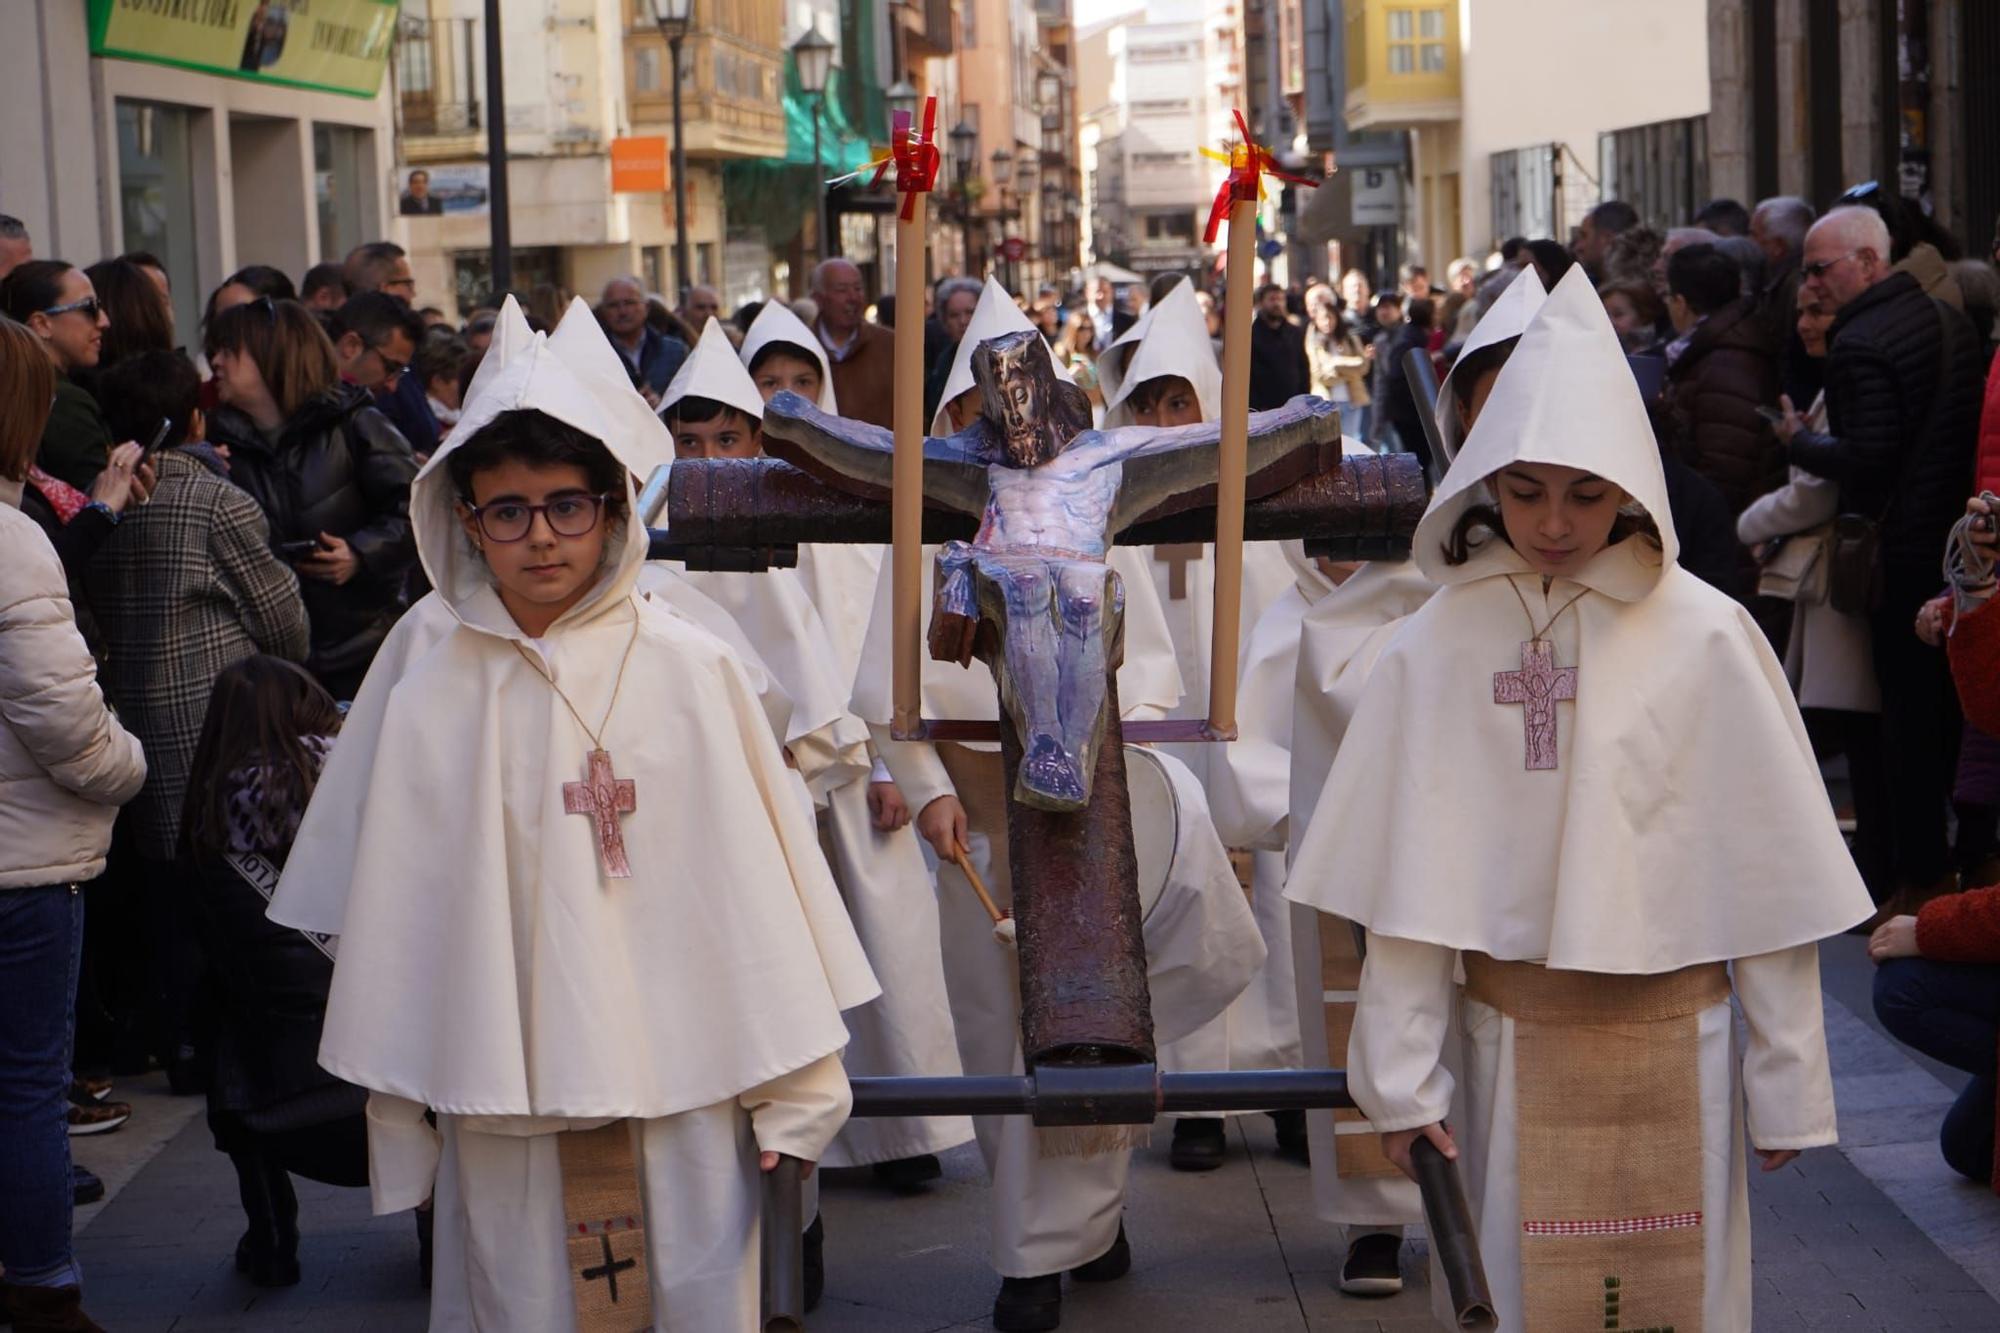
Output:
top-left (792, 25), bottom-right (836, 262)
top-left (649, 0), bottom-right (693, 303)
top-left (949, 118), bottom-right (978, 273)
top-left (884, 79), bottom-right (919, 125)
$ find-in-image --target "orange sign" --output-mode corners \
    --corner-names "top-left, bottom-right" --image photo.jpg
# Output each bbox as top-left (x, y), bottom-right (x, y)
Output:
top-left (611, 136), bottom-right (669, 193)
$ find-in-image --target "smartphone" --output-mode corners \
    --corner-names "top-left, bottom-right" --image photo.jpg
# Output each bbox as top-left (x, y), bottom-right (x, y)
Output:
top-left (142, 417), bottom-right (173, 458)
top-left (1754, 405), bottom-right (1785, 424)
top-left (277, 539), bottom-right (323, 561)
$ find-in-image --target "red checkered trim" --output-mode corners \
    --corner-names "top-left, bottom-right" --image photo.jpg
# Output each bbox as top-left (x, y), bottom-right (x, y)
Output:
top-left (1523, 1211), bottom-right (1702, 1237)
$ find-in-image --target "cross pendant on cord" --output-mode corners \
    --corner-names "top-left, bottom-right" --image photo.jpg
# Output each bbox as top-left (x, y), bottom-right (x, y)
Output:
top-left (565, 748), bottom-right (637, 878)
top-left (1493, 639), bottom-right (1578, 771)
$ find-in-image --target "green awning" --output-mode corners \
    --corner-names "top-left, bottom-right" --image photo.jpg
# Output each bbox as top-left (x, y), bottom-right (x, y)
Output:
top-left (724, 62), bottom-right (882, 250)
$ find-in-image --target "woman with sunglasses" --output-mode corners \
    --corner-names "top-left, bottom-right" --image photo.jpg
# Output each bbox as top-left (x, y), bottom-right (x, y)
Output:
top-left (204, 298), bottom-right (420, 702)
top-left (0, 260), bottom-right (149, 497)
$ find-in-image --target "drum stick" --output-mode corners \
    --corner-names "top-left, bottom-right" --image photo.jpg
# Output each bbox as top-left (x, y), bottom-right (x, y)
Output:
top-left (950, 843), bottom-right (1016, 944)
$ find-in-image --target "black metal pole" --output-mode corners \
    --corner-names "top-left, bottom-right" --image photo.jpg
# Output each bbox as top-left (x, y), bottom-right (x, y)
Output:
top-left (670, 32), bottom-right (692, 302)
top-left (811, 99), bottom-right (826, 262)
top-left (482, 0), bottom-right (512, 296)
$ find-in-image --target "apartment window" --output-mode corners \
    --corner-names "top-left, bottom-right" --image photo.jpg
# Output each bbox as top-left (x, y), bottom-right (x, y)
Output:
top-left (1387, 8), bottom-right (1447, 76)
top-left (1131, 99), bottom-right (1194, 117)
top-left (636, 47), bottom-right (661, 94)
top-left (962, 0), bottom-right (975, 48)
top-left (1143, 213), bottom-right (1195, 243)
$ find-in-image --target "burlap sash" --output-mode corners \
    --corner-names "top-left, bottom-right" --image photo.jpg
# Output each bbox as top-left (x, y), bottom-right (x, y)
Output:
top-left (1317, 915), bottom-right (1400, 1180)
top-left (1464, 953), bottom-right (1729, 1333)
top-left (557, 1121), bottom-right (653, 1332)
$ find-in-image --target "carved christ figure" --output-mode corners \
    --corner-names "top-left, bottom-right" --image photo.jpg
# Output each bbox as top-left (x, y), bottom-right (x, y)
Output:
top-left (760, 329), bottom-right (1342, 811)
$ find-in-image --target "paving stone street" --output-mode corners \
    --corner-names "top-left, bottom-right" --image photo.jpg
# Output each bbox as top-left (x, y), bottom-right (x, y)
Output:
top-left (62, 935), bottom-right (2000, 1332)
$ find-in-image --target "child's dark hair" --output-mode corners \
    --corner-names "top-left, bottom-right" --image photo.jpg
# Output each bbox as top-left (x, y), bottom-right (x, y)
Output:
top-left (180, 656), bottom-right (343, 864)
top-left (662, 395), bottom-right (758, 432)
top-left (1445, 334), bottom-right (1522, 422)
top-left (1127, 374), bottom-right (1195, 418)
top-left (746, 340), bottom-right (820, 379)
top-left (1442, 500), bottom-right (1662, 566)
top-left (97, 350), bottom-right (201, 451)
top-left (447, 409), bottom-right (627, 515)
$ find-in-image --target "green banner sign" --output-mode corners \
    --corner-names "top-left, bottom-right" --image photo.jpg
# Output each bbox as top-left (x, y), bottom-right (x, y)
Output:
top-left (89, 0), bottom-right (399, 99)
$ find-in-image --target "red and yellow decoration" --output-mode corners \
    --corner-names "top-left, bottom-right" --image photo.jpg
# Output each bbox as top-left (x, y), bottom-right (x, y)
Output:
top-left (1200, 109), bottom-right (1319, 245)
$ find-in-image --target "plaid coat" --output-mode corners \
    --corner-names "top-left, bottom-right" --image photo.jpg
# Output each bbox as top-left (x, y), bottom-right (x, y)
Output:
top-left (83, 450), bottom-right (310, 859)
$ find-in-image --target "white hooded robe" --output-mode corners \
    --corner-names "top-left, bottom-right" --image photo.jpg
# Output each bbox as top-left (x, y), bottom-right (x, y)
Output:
top-left (269, 300), bottom-right (880, 1332)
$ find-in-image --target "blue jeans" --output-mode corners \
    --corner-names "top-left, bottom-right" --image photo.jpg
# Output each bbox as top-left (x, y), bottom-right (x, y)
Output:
top-left (0, 883), bottom-right (85, 1289)
top-left (1874, 955), bottom-right (2000, 1186)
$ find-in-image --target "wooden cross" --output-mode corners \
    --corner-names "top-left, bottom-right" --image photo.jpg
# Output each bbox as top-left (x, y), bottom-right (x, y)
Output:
top-left (580, 1233), bottom-right (638, 1303)
top-left (1494, 640), bottom-right (1578, 771)
top-left (1153, 542), bottom-right (1204, 600)
top-left (564, 748), bottom-right (637, 879)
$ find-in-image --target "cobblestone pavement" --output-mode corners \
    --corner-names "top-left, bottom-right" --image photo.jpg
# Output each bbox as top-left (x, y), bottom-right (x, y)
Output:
top-left (67, 940), bottom-right (2000, 1331)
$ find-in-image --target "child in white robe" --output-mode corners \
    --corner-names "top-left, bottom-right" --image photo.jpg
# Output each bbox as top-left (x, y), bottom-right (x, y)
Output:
top-left (1286, 270), bottom-right (1873, 1331)
top-left (268, 299), bottom-right (879, 1332)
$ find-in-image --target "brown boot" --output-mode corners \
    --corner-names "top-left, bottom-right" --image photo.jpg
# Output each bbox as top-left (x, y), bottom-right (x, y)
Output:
top-left (1, 1283), bottom-right (107, 1333)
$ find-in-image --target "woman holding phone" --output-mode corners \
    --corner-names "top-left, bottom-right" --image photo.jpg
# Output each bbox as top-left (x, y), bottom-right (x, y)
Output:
top-left (203, 298), bottom-right (419, 701)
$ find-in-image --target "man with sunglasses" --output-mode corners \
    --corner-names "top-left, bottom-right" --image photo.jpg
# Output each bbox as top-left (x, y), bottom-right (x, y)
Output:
top-left (328, 292), bottom-right (435, 457)
top-left (1790, 204), bottom-right (1985, 924)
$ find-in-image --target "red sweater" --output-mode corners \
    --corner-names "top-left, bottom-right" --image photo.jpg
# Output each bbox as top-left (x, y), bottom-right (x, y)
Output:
top-left (1949, 598), bottom-right (2000, 737)
top-left (1915, 883), bottom-right (2000, 1194)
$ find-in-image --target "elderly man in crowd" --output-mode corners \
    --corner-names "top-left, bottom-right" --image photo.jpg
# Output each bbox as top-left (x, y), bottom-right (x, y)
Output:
top-left (1791, 205), bottom-right (1985, 922)
top-left (812, 258), bottom-right (894, 428)
top-left (599, 275), bottom-right (688, 406)
top-left (1752, 195), bottom-right (1821, 403)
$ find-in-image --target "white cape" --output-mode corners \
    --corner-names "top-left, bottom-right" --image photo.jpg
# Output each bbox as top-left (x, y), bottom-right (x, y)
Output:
top-left (271, 298), bottom-right (880, 1121)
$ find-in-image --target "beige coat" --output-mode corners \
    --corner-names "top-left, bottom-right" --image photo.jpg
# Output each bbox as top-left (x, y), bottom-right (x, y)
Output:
top-left (0, 487), bottom-right (147, 889)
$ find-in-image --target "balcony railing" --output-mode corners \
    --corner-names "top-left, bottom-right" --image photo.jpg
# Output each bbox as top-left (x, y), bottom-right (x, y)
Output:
top-left (396, 17), bottom-right (482, 139)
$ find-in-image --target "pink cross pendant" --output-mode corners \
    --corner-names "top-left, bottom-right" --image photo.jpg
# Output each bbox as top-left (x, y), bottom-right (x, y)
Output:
top-left (1493, 640), bottom-right (1578, 771)
top-left (564, 748), bottom-right (638, 878)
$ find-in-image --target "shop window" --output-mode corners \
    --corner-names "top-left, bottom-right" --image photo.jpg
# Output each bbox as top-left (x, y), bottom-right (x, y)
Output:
top-left (315, 125), bottom-right (372, 263)
top-left (116, 100), bottom-right (201, 341)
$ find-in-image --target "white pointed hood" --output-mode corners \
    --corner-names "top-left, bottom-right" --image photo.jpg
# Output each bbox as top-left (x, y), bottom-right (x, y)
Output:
top-left (928, 277), bottom-right (1073, 435)
top-left (1102, 279), bottom-right (1222, 428)
top-left (741, 300), bottom-right (839, 414)
top-left (660, 317), bottom-right (768, 427)
top-left (413, 296), bottom-right (659, 643)
top-left (1436, 266), bottom-right (1546, 463)
top-left (1414, 265), bottom-right (1678, 587)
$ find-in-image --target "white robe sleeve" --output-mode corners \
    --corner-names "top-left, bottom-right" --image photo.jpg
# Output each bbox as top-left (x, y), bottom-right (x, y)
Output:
top-left (868, 725), bottom-right (957, 816)
top-left (738, 1052), bottom-right (854, 1164)
top-left (366, 1090), bottom-right (442, 1215)
top-left (1349, 934), bottom-right (1458, 1134)
top-left (1733, 943), bottom-right (1839, 1151)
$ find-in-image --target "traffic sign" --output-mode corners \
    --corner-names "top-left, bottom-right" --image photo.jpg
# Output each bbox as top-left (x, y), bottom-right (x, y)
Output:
top-left (999, 237), bottom-right (1029, 262)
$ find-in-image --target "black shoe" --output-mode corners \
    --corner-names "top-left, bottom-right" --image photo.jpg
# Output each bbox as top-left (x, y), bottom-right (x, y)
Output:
top-left (992, 1274), bottom-right (1062, 1332)
top-left (1338, 1232), bottom-right (1404, 1297)
top-left (870, 1152), bottom-right (944, 1193)
top-left (1270, 1109), bottom-right (1310, 1164)
top-left (1169, 1117), bottom-right (1226, 1171)
top-left (803, 1213), bottom-right (825, 1313)
top-left (1068, 1224), bottom-right (1130, 1283)
top-left (71, 1163), bottom-right (105, 1207)
top-left (234, 1229), bottom-right (301, 1288)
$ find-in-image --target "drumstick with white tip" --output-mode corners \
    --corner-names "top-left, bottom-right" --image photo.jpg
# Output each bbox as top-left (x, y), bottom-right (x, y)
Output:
top-left (950, 843), bottom-right (1017, 945)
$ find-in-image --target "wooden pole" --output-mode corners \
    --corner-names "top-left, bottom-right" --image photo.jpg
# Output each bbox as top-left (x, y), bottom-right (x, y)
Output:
top-left (1206, 194), bottom-right (1256, 739)
top-left (891, 191), bottom-right (928, 738)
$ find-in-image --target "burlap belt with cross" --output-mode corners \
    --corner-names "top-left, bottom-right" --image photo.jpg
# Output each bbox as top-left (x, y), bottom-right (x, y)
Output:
top-left (557, 1121), bottom-right (652, 1331)
top-left (1463, 952), bottom-right (1731, 1333)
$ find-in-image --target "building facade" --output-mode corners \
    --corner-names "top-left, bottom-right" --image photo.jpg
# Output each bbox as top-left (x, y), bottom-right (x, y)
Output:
top-left (1707, 0), bottom-right (1998, 258)
top-left (4, 0), bottom-right (397, 336)
top-left (1341, 0), bottom-right (1710, 266)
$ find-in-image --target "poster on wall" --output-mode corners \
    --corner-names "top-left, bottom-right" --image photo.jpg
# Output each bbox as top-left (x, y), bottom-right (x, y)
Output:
top-left (398, 165), bottom-right (490, 218)
top-left (87, 0), bottom-right (397, 99)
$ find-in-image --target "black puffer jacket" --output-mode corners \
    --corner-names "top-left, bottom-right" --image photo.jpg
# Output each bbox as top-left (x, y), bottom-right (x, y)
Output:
top-left (208, 385), bottom-right (419, 683)
top-left (1789, 271), bottom-right (1982, 582)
